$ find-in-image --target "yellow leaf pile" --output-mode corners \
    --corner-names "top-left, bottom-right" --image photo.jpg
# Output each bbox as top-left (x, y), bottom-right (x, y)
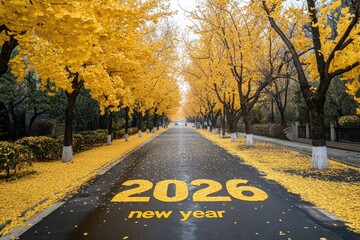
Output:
top-left (199, 130), bottom-right (360, 233)
top-left (0, 129), bottom-right (165, 236)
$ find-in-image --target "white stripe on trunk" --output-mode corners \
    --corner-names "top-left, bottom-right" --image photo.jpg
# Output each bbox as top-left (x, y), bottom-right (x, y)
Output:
top-left (62, 146), bottom-right (73, 162)
top-left (246, 134), bottom-right (254, 146)
top-left (312, 146), bottom-right (328, 169)
top-left (231, 133), bottom-right (237, 142)
top-left (107, 135), bottom-right (112, 145)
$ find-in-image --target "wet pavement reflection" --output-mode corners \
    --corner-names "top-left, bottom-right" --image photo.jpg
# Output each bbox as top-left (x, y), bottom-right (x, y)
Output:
top-left (20, 126), bottom-right (359, 240)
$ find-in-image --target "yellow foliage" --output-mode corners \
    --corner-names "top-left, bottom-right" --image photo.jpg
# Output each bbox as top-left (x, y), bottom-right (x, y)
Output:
top-left (2, 0), bottom-right (179, 118)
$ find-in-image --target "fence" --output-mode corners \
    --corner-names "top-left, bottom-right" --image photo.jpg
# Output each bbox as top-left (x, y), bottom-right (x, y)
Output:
top-left (335, 127), bottom-right (360, 143)
top-left (297, 123), bottom-right (359, 143)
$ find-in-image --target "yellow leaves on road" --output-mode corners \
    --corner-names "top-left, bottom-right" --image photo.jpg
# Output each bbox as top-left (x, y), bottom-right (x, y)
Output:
top-left (0, 129), bottom-right (165, 236)
top-left (199, 130), bottom-right (360, 233)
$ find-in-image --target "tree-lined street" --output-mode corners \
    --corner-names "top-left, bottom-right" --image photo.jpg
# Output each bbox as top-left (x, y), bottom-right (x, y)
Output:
top-left (1, 0), bottom-right (360, 239)
top-left (17, 126), bottom-right (359, 240)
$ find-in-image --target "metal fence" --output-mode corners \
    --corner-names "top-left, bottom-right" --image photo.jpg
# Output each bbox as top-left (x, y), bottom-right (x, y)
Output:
top-left (335, 127), bottom-right (360, 143)
top-left (298, 126), bottom-right (331, 141)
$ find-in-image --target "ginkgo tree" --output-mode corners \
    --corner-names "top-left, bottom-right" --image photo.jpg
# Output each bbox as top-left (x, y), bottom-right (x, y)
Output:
top-left (187, 0), bottom-right (288, 145)
top-left (182, 38), bottom-right (222, 132)
top-left (131, 20), bottom-right (180, 133)
top-left (260, 0), bottom-right (360, 169)
top-left (2, 0), bottom-right (174, 162)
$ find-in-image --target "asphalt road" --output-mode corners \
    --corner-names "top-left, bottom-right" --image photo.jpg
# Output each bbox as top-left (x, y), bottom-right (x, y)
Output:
top-left (19, 126), bottom-right (360, 240)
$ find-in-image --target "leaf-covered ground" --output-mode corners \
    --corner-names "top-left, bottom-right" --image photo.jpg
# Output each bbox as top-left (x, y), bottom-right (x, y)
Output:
top-left (199, 130), bottom-right (360, 234)
top-left (0, 129), bottom-right (165, 236)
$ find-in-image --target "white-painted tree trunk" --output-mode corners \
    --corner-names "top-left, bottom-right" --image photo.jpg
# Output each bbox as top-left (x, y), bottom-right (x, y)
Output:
top-left (231, 133), bottom-right (237, 142)
top-left (107, 135), bottom-right (112, 145)
top-left (246, 134), bottom-right (254, 146)
top-left (138, 130), bottom-right (142, 138)
top-left (207, 126), bottom-right (211, 132)
top-left (62, 146), bottom-right (73, 162)
top-left (124, 134), bottom-right (129, 142)
top-left (146, 129), bottom-right (150, 134)
top-left (152, 127), bottom-right (156, 133)
top-left (312, 146), bottom-right (328, 169)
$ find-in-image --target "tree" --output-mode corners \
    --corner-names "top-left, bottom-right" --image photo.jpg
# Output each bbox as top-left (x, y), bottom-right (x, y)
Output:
top-left (188, 0), bottom-right (287, 145)
top-left (264, 48), bottom-right (297, 129)
top-left (261, 0), bottom-right (360, 169)
top-left (2, 0), bottom-right (174, 161)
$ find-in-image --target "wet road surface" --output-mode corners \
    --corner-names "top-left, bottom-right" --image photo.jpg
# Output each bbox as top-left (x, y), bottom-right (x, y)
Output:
top-left (20, 126), bottom-right (360, 240)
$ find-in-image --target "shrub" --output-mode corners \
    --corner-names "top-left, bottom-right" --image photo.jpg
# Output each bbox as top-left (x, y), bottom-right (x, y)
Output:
top-left (0, 142), bottom-right (31, 178)
top-left (112, 131), bottom-right (118, 140)
top-left (118, 129), bottom-right (125, 138)
top-left (94, 129), bottom-right (107, 134)
top-left (36, 120), bottom-right (54, 136)
top-left (73, 134), bottom-right (85, 153)
top-left (338, 115), bottom-right (360, 128)
top-left (78, 131), bottom-right (97, 148)
top-left (128, 127), bottom-right (139, 135)
top-left (94, 133), bottom-right (107, 145)
top-left (16, 136), bottom-right (61, 161)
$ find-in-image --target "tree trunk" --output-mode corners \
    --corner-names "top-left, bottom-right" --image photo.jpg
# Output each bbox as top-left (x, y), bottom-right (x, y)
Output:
top-left (138, 111), bottom-right (143, 137)
top-left (153, 113), bottom-right (158, 133)
top-left (221, 111), bottom-right (226, 138)
top-left (152, 110), bottom-right (158, 132)
top-left (226, 113), bottom-right (238, 142)
top-left (161, 113), bottom-right (164, 129)
top-left (280, 111), bottom-right (287, 129)
top-left (62, 76), bottom-right (83, 162)
top-left (157, 113), bottom-right (162, 130)
top-left (62, 93), bottom-right (77, 162)
top-left (0, 35), bottom-right (18, 77)
top-left (125, 107), bottom-right (129, 141)
top-left (243, 110), bottom-right (254, 146)
top-left (270, 98), bottom-right (275, 124)
top-left (107, 112), bottom-right (113, 145)
top-left (146, 110), bottom-right (150, 131)
top-left (207, 114), bottom-right (212, 132)
top-left (211, 110), bottom-right (221, 129)
top-left (308, 100), bottom-right (328, 169)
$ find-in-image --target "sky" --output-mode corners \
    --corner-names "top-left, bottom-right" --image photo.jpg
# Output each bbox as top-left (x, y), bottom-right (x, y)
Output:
top-left (169, 0), bottom-right (197, 32)
top-left (169, 0), bottom-right (197, 118)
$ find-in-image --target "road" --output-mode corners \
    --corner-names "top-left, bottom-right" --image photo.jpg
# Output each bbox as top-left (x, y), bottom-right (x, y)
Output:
top-left (19, 126), bottom-right (359, 240)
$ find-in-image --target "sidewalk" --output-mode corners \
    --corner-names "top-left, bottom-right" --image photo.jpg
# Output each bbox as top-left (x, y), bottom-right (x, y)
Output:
top-left (236, 133), bottom-right (360, 167)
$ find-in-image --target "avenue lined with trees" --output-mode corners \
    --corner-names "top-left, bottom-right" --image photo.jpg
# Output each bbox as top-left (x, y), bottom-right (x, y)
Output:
top-left (183, 0), bottom-right (360, 169)
top-left (0, 1), bottom-right (360, 238)
top-left (0, 0), bottom-right (180, 168)
top-left (0, 0), bottom-right (359, 177)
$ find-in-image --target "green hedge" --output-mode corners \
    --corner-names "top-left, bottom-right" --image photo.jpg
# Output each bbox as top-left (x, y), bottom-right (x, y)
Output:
top-left (16, 136), bottom-right (61, 161)
top-left (1, 127), bottom-right (141, 177)
top-left (128, 127), bottom-right (139, 135)
top-left (113, 127), bottom-right (139, 139)
top-left (0, 141), bottom-right (31, 178)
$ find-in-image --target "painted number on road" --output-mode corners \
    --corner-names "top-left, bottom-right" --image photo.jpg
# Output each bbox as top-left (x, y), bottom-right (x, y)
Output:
top-left (111, 179), bottom-right (268, 203)
top-left (111, 180), bottom-right (153, 202)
